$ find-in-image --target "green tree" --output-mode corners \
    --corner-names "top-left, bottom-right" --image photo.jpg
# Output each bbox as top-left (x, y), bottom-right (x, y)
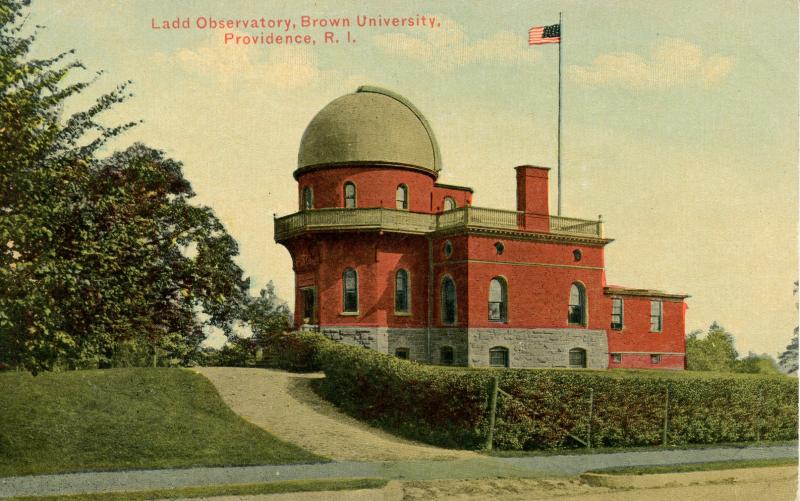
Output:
top-left (778, 281), bottom-right (798, 374)
top-left (685, 322), bottom-right (738, 372)
top-left (0, 1), bottom-right (251, 372)
top-left (244, 282), bottom-right (292, 342)
top-left (734, 352), bottom-right (781, 375)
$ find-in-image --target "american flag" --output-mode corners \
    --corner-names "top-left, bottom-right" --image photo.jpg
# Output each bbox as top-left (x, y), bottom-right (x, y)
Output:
top-left (529, 23), bottom-right (560, 45)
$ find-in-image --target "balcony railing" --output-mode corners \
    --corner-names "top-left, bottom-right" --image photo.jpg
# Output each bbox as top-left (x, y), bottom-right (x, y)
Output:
top-left (274, 207), bottom-right (603, 241)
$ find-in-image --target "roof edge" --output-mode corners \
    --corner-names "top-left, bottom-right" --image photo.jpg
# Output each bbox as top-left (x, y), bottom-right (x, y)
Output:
top-left (604, 286), bottom-right (690, 300)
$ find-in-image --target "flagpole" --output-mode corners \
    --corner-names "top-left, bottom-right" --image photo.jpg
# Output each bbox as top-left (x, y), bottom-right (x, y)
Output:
top-left (557, 12), bottom-right (563, 216)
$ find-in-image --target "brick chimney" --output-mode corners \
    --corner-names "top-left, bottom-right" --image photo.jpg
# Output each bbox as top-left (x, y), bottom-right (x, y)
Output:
top-left (515, 165), bottom-right (550, 231)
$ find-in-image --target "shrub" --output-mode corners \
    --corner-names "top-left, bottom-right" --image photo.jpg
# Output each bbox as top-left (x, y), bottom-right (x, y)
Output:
top-left (262, 331), bottom-right (327, 372)
top-left (270, 332), bottom-right (797, 450)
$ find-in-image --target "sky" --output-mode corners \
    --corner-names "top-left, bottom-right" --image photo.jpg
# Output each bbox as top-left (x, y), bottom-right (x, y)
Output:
top-left (26, 0), bottom-right (798, 356)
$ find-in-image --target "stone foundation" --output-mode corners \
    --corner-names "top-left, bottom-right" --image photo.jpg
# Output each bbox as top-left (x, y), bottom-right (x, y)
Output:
top-left (467, 328), bottom-right (608, 369)
top-left (317, 325), bottom-right (608, 369)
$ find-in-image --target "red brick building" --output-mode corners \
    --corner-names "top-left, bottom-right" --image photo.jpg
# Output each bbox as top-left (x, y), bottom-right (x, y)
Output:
top-left (274, 86), bottom-right (688, 369)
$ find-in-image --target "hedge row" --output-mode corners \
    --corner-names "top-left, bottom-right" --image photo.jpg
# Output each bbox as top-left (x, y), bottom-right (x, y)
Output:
top-left (270, 332), bottom-right (798, 450)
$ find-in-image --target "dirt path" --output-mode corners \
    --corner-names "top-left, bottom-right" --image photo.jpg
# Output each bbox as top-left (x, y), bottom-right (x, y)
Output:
top-left (194, 367), bottom-right (476, 462)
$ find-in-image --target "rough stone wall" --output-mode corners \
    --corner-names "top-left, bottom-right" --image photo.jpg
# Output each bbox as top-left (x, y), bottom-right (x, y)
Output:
top-left (386, 328), bottom-right (427, 361)
top-left (318, 325), bottom-right (608, 369)
top-left (321, 327), bottom-right (388, 354)
top-left (428, 328), bottom-right (469, 365)
top-left (467, 328), bottom-right (608, 369)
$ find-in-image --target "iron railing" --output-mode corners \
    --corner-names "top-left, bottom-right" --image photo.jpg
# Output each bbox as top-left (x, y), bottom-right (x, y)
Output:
top-left (274, 207), bottom-right (603, 241)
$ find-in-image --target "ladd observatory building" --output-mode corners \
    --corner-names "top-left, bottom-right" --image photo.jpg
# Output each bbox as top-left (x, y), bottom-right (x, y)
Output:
top-left (274, 86), bottom-right (689, 370)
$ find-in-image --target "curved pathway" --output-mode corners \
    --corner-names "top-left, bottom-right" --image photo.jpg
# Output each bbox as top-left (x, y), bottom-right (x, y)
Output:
top-left (194, 367), bottom-right (476, 461)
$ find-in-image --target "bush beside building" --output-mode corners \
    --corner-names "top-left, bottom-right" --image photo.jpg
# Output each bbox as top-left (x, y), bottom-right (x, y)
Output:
top-left (267, 332), bottom-right (798, 450)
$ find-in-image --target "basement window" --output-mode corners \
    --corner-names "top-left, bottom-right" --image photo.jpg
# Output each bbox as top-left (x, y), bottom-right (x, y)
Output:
top-left (611, 353), bottom-right (622, 364)
top-left (440, 346), bottom-right (454, 365)
top-left (489, 347), bottom-right (509, 368)
top-left (569, 348), bottom-right (587, 368)
top-left (651, 354), bottom-right (662, 364)
top-left (395, 347), bottom-right (409, 359)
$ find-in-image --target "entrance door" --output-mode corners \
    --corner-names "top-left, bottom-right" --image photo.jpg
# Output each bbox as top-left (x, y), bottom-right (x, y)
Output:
top-left (301, 287), bottom-right (316, 324)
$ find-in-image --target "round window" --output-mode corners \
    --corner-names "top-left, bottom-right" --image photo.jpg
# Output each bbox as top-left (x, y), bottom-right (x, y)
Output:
top-left (573, 249), bottom-right (583, 262)
top-left (494, 242), bottom-right (505, 255)
top-left (443, 240), bottom-right (453, 258)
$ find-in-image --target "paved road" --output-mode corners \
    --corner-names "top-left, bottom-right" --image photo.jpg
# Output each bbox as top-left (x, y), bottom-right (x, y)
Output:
top-left (0, 445), bottom-right (795, 498)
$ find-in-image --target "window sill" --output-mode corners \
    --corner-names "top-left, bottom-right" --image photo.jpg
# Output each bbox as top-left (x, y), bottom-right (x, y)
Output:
top-left (394, 312), bottom-right (413, 317)
top-left (340, 312), bottom-right (359, 316)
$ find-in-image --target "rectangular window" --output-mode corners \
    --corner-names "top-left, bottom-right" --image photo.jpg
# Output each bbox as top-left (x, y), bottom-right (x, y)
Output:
top-left (569, 349), bottom-right (587, 368)
top-left (488, 301), bottom-right (502, 321)
top-left (343, 269), bottom-right (358, 313)
top-left (611, 298), bottom-right (623, 330)
top-left (650, 300), bottom-right (662, 332)
top-left (651, 354), bottom-right (662, 364)
top-left (611, 353), bottom-right (622, 363)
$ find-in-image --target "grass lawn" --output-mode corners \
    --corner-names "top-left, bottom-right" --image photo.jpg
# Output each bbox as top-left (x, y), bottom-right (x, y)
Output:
top-left (588, 457), bottom-right (798, 475)
top-left (5, 478), bottom-right (387, 501)
top-left (0, 368), bottom-right (324, 477)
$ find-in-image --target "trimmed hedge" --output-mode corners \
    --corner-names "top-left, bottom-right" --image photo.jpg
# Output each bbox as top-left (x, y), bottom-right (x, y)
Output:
top-left (274, 332), bottom-right (798, 450)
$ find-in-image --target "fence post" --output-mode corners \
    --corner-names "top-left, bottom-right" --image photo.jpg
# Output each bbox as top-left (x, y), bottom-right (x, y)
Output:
top-left (662, 386), bottom-right (670, 446)
top-left (484, 376), bottom-right (499, 451)
top-left (756, 389), bottom-right (763, 442)
top-left (587, 388), bottom-right (594, 449)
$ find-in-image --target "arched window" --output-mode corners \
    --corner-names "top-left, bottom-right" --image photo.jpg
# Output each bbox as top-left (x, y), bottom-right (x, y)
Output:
top-left (395, 184), bottom-right (408, 210)
top-left (343, 182), bottom-right (356, 208)
top-left (568, 283), bottom-right (586, 326)
top-left (343, 268), bottom-right (358, 313)
top-left (440, 346), bottom-right (454, 365)
top-left (395, 269), bottom-right (410, 313)
top-left (302, 186), bottom-right (314, 210)
top-left (441, 276), bottom-right (456, 325)
top-left (489, 346), bottom-right (509, 368)
top-left (395, 347), bottom-right (409, 359)
top-left (488, 277), bottom-right (508, 322)
top-left (569, 348), bottom-right (587, 368)
top-left (443, 197), bottom-right (456, 211)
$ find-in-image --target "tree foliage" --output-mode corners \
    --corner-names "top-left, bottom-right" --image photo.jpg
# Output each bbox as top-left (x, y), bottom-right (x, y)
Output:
top-left (685, 322), bottom-right (738, 372)
top-left (778, 281), bottom-right (799, 374)
top-left (0, 0), bottom-right (275, 373)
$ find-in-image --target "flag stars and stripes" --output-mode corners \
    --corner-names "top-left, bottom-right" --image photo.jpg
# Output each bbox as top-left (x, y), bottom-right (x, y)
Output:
top-left (529, 23), bottom-right (560, 45)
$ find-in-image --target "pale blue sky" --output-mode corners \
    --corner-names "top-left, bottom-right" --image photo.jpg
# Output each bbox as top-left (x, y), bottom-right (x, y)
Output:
top-left (27, 0), bottom-right (798, 356)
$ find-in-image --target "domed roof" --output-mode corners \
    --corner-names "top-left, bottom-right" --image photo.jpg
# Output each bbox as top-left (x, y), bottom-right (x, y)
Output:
top-left (296, 86), bottom-right (441, 178)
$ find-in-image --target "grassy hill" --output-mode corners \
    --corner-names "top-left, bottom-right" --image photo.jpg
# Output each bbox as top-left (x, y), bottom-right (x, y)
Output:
top-left (0, 368), bottom-right (323, 477)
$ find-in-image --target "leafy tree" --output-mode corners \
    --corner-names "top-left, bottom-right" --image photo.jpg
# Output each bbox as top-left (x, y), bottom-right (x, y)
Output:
top-left (0, 1), bottom-right (252, 372)
top-left (734, 352), bottom-right (780, 375)
top-left (778, 281), bottom-right (798, 374)
top-left (244, 282), bottom-right (292, 342)
top-left (685, 322), bottom-right (738, 372)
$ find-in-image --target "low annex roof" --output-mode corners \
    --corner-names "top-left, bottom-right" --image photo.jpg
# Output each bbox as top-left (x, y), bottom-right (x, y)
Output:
top-left (604, 285), bottom-right (690, 300)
